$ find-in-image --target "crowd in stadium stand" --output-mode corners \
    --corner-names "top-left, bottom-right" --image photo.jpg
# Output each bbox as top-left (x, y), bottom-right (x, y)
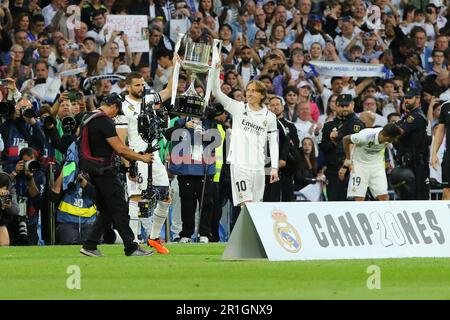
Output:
top-left (0, 0), bottom-right (449, 247)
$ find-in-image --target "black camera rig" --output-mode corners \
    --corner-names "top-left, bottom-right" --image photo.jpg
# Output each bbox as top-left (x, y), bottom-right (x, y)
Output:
top-left (137, 90), bottom-right (168, 210)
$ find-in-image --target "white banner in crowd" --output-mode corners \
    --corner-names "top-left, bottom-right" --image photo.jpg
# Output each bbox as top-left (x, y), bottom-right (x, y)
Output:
top-left (29, 77), bottom-right (61, 103)
top-left (105, 15), bottom-right (149, 52)
top-left (59, 66), bottom-right (87, 77)
top-left (223, 201), bottom-right (450, 261)
top-left (309, 60), bottom-right (385, 78)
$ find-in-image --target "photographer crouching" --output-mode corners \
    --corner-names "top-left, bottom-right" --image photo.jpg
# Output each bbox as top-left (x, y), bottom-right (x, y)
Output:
top-left (0, 172), bottom-right (20, 246)
top-left (9, 148), bottom-right (46, 245)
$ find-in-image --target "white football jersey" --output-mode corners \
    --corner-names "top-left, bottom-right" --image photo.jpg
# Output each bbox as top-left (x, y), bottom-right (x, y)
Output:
top-left (350, 127), bottom-right (387, 167)
top-left (212, 70), bottom-right (279, 170)
top-left (115, 93), bottom-right (169, 186)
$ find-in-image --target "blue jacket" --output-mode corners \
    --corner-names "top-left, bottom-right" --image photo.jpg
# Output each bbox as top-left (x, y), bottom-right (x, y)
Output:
top-left (168, 118), bottom-right (217, 176)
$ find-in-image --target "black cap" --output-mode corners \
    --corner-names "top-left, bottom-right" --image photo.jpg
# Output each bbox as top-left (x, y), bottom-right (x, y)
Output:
top-left (102, 93), bottom-right (124, 115)
top-left (41, 38), bottom-right (53, 46)
top-left (337, 94), bottom-right (353, 106)
top-left (404, 87), bottom-right (420, 98)
top-left (212, 103), bottom-right (225, 117)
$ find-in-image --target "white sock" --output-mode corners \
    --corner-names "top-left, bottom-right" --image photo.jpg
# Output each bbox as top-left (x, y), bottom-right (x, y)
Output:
top-left (140, 215), bottom-right (153, 238)
top-left (128, 201), bottom-right (140, 241)
top-left (150, 201), bottom-right (170, 240)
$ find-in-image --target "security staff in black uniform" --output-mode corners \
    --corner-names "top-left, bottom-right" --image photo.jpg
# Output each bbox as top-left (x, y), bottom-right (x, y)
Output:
top-left (395, 87), bottom-right (431, 200)
top-left (319, 94), bottom-right (365, 201)
top-left (80, 94), bottom-right (155, 257)
top-left (431, 100), bottom-right (450, 200)
top-left (278, 103), bottom-right (300, 202)
top-left (264, 96), bottom-right (290, 202)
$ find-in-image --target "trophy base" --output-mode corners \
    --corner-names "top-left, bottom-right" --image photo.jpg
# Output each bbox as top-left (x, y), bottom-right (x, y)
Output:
top-left (172, 95), bottom-right (205, 118)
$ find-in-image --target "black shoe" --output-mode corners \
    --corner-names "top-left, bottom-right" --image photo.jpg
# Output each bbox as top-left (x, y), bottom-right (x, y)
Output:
top-left (172, 237), bottom-right (181, 243)
top-left (80, 248), bottom-right (104, 257)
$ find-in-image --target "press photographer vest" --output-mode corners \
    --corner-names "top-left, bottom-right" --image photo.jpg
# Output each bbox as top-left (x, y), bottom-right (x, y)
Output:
top-left (57, 183), bottom-right (97, 221)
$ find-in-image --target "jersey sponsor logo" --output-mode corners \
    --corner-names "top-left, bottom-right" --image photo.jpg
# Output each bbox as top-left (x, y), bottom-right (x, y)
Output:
top-left (241, 119), bottom-right (266, 135)
top-left (272, 209), bottom-right (301, 253)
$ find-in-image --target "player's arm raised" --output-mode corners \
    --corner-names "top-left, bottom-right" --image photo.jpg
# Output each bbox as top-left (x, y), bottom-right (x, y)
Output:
top-left (158, 57), bottom-right (177, 102)
top-left (212, 61), bottom-right (243, 115)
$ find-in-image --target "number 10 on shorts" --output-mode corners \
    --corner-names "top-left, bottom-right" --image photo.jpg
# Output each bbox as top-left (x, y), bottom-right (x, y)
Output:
top-left (236, 181), bottom-right (247, 192)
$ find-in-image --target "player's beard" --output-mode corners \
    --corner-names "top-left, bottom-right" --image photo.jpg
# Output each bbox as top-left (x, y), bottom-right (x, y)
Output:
top-left (130, 90), bottom-right (143, 100)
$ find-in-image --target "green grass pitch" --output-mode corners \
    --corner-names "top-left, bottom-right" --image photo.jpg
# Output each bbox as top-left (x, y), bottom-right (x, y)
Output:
top-left (1, 243), bottom-right (450, 300)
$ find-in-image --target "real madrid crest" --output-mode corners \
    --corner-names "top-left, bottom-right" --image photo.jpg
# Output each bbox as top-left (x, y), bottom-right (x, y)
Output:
top-left (263, 120), bottom-right (267, 127)
top-left (272, 209), bottom-right (301, 253)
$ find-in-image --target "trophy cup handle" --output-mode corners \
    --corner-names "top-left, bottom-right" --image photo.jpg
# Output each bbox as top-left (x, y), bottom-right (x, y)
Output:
top-left (203, 39), bottom-right (223, 111)
top-left (171, 33), bottom-right (186, 109)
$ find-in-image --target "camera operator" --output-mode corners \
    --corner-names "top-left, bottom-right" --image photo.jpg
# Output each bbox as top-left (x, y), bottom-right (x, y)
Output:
top-left (0, 172), bottom-right (19, 246)
top-left (9, 147), bottom-right (46, 245)
top-left (80, 95), bottom-right (155, 257)
top-left (115, 71), bottom-right (174, 254)
top-left (0, 98), bottom-right (46, 173)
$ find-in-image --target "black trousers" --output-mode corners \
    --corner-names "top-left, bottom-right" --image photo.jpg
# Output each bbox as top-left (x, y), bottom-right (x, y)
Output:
top-left (83, 171), bottom-right (138, 255)
top-left (210, 183), bottom-right (225, 242)
top-left (57, 222), bottom-right (94, 245)
top-left (263, 177), bottom-right (281, 202)
top-left (177, 175), bottom-right (214, 239)
top-left (326, 170), bottom-right (349, 201)
top-left (280, 174), bottom-right (294, 202)
top-left (404, 161), bottom-right (430, 200)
